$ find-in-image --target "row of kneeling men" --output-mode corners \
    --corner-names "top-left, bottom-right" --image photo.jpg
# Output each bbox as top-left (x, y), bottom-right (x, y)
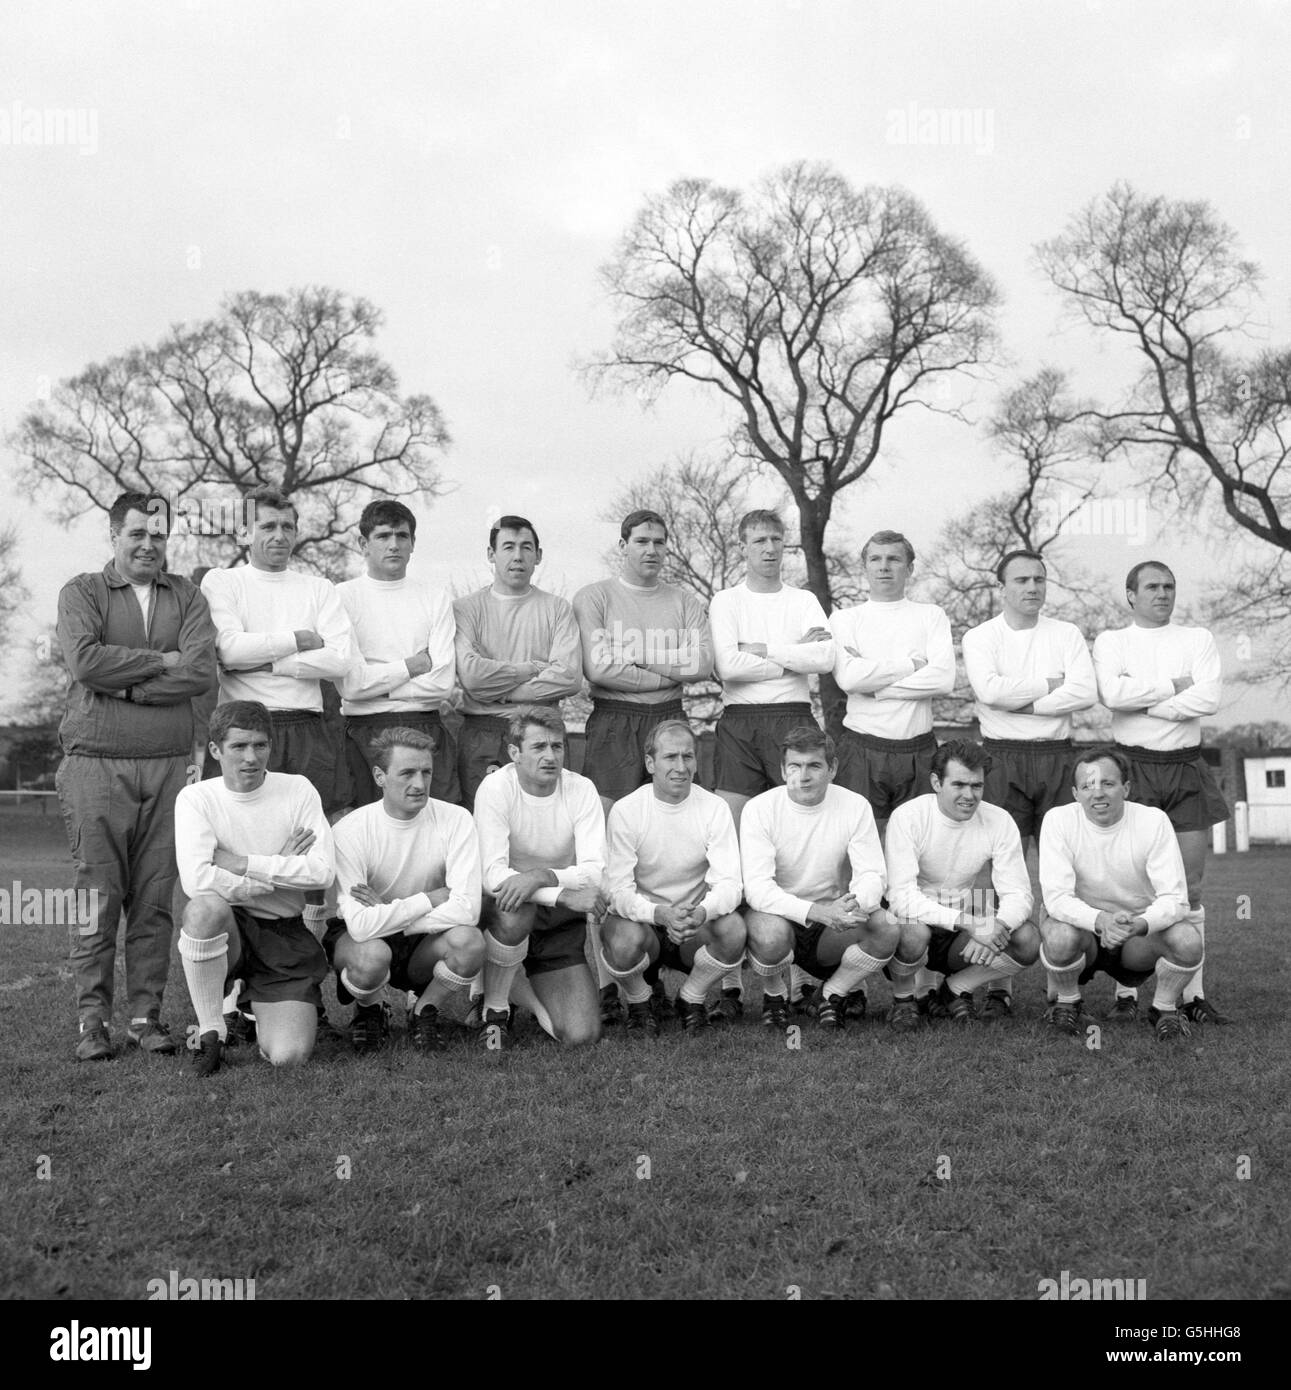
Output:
top-left (169, 702), bottom-right (1205, 1075)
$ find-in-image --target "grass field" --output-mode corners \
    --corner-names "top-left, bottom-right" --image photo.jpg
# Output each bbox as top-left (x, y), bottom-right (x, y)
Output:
top-left (2, 806), bottom-right (1289, 1302)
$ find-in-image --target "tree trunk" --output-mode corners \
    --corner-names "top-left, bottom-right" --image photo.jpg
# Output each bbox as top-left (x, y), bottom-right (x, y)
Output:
top-left (795, 493), bottom-right (849, 739)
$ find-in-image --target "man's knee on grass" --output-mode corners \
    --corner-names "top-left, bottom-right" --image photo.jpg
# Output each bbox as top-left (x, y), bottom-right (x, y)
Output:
top-left (745, 910), bottom-right (793, 966)
top-left (335, 935), bottom-right (392, 992)
top-left (704, 911), bottom-right (746, 965)
top-left (601, 914), bottom-right (651, 971)
top-left (184, 894), bottom-right (234, 939)
top-left (1039, 916), bottom-right (1086, 968)
top-left (440, 925), bottom-right (485, 977)
top-left (255, 1003), bottom-right (316, 1067)
top-left (1161, 920), bottom-right (1203, 969)
top-left (1007, 920), bottom-right (1041, 967)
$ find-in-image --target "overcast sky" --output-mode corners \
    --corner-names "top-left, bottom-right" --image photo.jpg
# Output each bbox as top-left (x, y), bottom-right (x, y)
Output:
top-left (3, 0), bottom-right (1288, 723)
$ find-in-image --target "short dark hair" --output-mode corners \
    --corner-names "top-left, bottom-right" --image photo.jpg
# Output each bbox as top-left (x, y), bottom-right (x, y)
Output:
top-left (1126, 560), bottom-right (1174, 594)
top-left (931, 739), bottom-right (991, 780)
top-left (359, 499), bottom-right (417, 541)
top-left (489, 515), bottom-right (540, 551)
top-left (620, 508), bottom-right (668, 543)
top-left (369, 726), bottom-right (436, 771)
top-left (208, 700), bottom-right (274, 748)
top-left (645, 718), bottom-right (695, 759)
top-left (738, 509), bottom-right (785, 542)
top-left (861, 529), bottom-right (915, 565)
top-left (506, 705), bottom-right (565, 750)
top-left (243, 485), bottom-right (297, 523)
top-left (996, 549), bottom-right (1046, 584)
top-left (780, 724), bottom-right (835, 763)
top-left (109, 491), bottom-right (170, 538)
top-left (1072, 746), bottom-right (1131, 786)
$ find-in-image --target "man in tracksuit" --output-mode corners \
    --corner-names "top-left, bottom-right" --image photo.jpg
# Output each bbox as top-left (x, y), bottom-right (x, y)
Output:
top-left (56, 491), bottom-right (217, 1061)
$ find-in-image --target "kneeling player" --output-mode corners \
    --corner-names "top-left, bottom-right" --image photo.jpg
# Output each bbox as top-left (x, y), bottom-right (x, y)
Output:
top-left (326, 728), bottom-right (483, 1054)
top-left (175, 701), bottom-right (335, 1075)
top-left (473, 706), bottom-right (607, 1047)
top-left (601, 720), bottom-right (745, 1033)
top-left (1038, 748), bottom-right (1201, 1043)
top-left (741, 726), bottom-right (893, 1031)
top-left (885, 741), bottom-right (1037, 1030)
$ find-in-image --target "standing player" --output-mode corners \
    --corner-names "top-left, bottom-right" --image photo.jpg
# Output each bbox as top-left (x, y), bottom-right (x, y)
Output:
top-left (573, 509), bottom-right (714, 812)
top-left (201, 487), bottom-right (356, 1040)
top-left (339, 500), bottom-right (459, 807)
top-left (884, 742), bottom-right (1037, 1030)
top-left (707, 510), bottom-right (834, 1018)
top-left (829, 531), bottom-right (955, 824)
top-left (740, 727), bottom-right (894, 1032)
top-left (175, 701), bottom-right (335, 1075)
top-left (1038, 749), bottom-right (1201, 1042)
top-left (453, 515), bottom-right (582, 809)
top-left (1093, 561), bottom-right (1228, 1025)
top-left (961, 549), bottom-right (1097, 1020)
top-left (599, 721), bottom-right (745, 1034)
top-left (56, 492), bottom-right (216, 1060)
top-left (324, 728), bottom-right (482, 1055)
top-left (473, 707), bottom-right (607, 1047)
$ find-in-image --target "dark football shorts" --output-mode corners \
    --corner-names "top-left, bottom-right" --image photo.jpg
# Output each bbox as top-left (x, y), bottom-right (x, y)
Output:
top-left (581, 698), bottom-right (687, 802)
top-left (1115, 744), bottom-right (1229, 833)
top-left (346, 710), bottom-right (461, 808)
top-left (982, 738), bottom-right (1074, 841)
top-left (835, 730), bottom-right (937, 820)
top-left (321, 915), bottom-right (434, 998)
top-left (480, 899), bottom-right (588, 976)
top-left (228, 906), bottom-right (328, 1007)
top-left (1078, 940), bottom-right (1156, 989)
top-left (714, 702), bottom-right (816, 797)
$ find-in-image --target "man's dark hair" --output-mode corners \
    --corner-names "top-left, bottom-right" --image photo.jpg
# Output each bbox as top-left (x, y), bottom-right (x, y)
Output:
top-left (738, 509), bottom-right (785, 542)
top-left (780, 724), bottom-right (836, 764)
top-left (506, 705), bottom-right (565, 751)
top-left (1072, 746), bottom-right (1131, 786)
top-left (359, 499), bottom-right (417, 541)
top-left (243, 485), bottom-right (297, 524)
top-left (620, 508), bottom-right (668, 543)
top-left (931, 739), bottom-right (991, 780)
top-left (208, 700), bottom-right (274, 748)
top-left (489, 515), bottom-right (540, 551)
top-left (109, 491), bottom-right (171, 538)
top-left (370, 725), bottom-right (436, 771)
top-left (996, 549), bottom-right (1046, 584)
top-left (1125, 560), bottom-right (1175, 594)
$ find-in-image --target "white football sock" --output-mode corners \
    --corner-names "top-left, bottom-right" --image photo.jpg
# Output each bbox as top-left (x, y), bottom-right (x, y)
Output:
top-left (586, 917), bottom-right (614, 989)
top-left (341, 968), bottom-right (388, 1007)
top-left (483, 932), bottom-right (528, 1015)
top-left (748, 950), bottom-right (793, 1000)
top-left (949, 953), bottom-right (1023, 995)
top-left (1152, 956), bottom-right (1201, 1013)
top-left (721, 963), bottom-right (744, 997)
top-left (1181, 907), bottom-right (1205, 1002)
top-left (1039, 946), bottom-right (1083, 1005)
top-left (823, 944), bottom-right (891, 1001)
top-left (418, 959), bottom-right (478, 1013)
top-left (680, 945), bottom-right (729, 1005)
top-left (602, 951), bottom-right (651, 1006)
top-left (179, 930), bottom-right (229, 1040)
top-left (887, 952), bottom-right (926, 1000)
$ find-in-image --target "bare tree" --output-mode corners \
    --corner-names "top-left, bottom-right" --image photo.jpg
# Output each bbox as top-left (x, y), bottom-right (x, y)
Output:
top-left (9, 287), bottom-right (450, 578)
top-left (0, 524), bottom-right (29, 652)
top-left (1038, 183), bottom-right (1291, 683)
top-left (587, 160), bottom-right (1000, 614)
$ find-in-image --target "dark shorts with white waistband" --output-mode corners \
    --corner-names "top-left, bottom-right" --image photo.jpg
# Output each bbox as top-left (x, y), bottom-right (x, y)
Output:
top-left (835, 730), bottom-right (938, 821)
top-left (715, 702), bottom-right (817, 797)
top-left (582, 698), bottom-right (688, 802)
top-left (1115, 743), bottom-right (1229, 833)
top-left (982, 737), bottom-right (1074, 841)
